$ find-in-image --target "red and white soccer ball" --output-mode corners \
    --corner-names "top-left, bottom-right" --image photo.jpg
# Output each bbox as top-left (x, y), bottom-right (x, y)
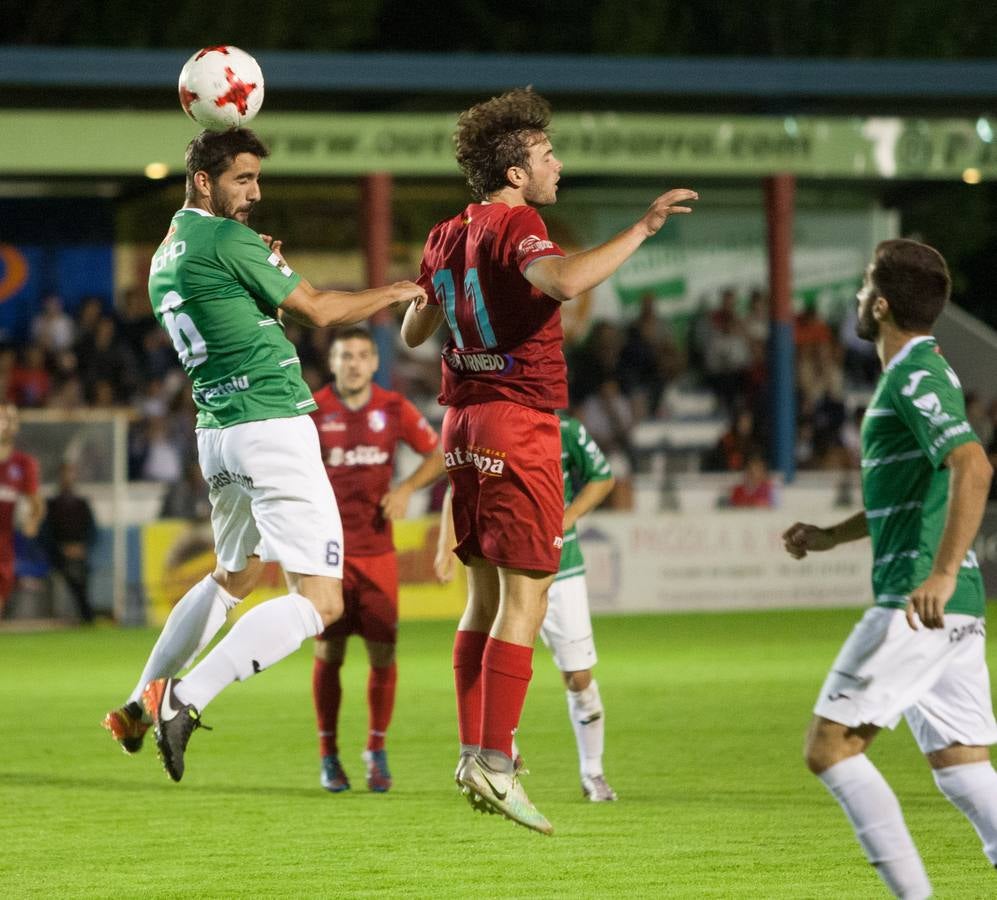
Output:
top-left (178, 45), bottom-right (265, 129)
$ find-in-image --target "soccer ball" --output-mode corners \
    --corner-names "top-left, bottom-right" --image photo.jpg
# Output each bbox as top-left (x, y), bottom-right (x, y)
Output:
top-left (178, 46), bottom-right (264, 129)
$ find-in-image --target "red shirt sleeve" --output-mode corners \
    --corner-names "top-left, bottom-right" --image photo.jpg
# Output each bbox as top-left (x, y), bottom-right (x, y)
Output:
top-left (398, 399), bottom-right (439, 454)
top-left (417, 229), bottom-right (440, 306)
top-left (506, 207), bottom-right (564, 274)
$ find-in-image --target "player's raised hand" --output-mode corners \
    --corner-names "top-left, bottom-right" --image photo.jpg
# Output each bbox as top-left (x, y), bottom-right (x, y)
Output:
top-left (260, 234), bottom-right (286, 264)
top-left (641, 189), bottom-right (698, 236)
top-left (782, 522), bottom-right (836, 559)
top-left (905, 573), bottom-right (955, 630)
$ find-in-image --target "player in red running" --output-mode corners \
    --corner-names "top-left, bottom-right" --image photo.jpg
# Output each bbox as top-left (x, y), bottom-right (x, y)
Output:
top-left (0, 404), bottom-right (43, 617)
top-left (311, 327), bottom-right (444, 794)
top-left (401, 87), bottom-right (697, 834)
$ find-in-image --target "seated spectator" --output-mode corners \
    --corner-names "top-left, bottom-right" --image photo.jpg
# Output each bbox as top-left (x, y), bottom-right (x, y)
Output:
top-left (618, 293), bottom-right (685, 419)
top-left (568, 320), bottom-right (626, 407)
top-left (8, 345), bottom-right (51, 408)
top-left (701, 288), bottom-right (751, 413)
top-left (79, 316), bottom-right (138, 404)
top-left (705, 407), bottom-right (761, 473)
top-left (137, 415), bottom-right (183, 483)
top-left (160, 459), bottom-right (211, 521)
top-left (31, 294), bottom-right (76, 355)
top-left (727, 454), bottom-right (777, 508)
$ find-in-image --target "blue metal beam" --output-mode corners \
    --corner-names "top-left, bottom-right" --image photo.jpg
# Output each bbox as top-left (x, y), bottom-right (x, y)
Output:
top-left (3, 46), bottom-right (997, 99)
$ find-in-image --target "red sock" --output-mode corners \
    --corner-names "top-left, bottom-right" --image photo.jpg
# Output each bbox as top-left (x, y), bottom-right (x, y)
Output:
top-left (366, 662), bottom-right (397, 752)
top-left (480, 638), bottom-right (533, 757)
top-left (312, 657), bottom-right (343, 757)
top-left (453, 629), bottom-right (488, 747)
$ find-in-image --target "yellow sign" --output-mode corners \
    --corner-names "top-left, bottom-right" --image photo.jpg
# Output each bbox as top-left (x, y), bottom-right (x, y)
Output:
top-left (142, 517), bottom-right (465, 627)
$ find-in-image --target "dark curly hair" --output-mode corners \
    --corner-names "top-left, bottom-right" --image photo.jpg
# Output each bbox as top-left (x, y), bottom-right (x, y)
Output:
top-left (454, 88), bottom-right (552, 200)
top-left (185, 128), bottom-right (269, 200)
top-left (871, 239), bottom-right (950, 332)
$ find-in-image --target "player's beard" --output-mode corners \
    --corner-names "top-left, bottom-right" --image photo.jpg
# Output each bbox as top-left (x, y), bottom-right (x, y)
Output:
top-left (855, 301), bottom-right (879, 342)
top-left (523, 174), bottom-right (557, 206)
top-left (211, 185), bottom-right (254, 223)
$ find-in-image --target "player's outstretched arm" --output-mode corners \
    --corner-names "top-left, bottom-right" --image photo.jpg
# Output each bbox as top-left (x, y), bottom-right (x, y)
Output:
top-left (524, 188), bottom-right (698, 302)
top-left (782, 510), bottom-right (868, 560)
top-left (401, 302), bottom-right (444, 348)
top-left (907, 441), bottom-right (993, 630)
top-left (282, 278), bottom-right (427, 328)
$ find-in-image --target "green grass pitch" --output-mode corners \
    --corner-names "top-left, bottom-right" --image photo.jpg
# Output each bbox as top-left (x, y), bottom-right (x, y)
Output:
top-left (2, 606), bottom-right (996, 898)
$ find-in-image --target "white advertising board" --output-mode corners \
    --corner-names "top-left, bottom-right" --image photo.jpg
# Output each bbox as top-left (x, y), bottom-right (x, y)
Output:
top-left (580, 510), bottom-right (872, 614)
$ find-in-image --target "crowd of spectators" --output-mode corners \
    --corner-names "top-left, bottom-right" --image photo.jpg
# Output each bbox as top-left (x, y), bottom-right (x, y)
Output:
top-left (6, 285), bottom-right (997, 513)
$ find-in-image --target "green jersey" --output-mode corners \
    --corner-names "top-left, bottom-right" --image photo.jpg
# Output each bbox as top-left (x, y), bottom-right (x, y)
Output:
top-left (861, 335), bottom-right (984, 615)
top-left (557, 415), bottom-right (613, 582)
top-left (148, 208), bottom-right (316, 429)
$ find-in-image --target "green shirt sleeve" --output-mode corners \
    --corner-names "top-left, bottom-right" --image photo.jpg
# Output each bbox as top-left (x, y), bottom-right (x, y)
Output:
top-left (562, 417), bottom-right (613, 485)
top-left (216, 220), bottom-right (302, 310)
top-left (889, 362), bottom-right (979, 468)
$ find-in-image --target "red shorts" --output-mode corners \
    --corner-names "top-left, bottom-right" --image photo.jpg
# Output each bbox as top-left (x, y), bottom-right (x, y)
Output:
top-left (319, 551), bottom-right (398, 645)
top-left (443, 401), bottom-right (563, 574)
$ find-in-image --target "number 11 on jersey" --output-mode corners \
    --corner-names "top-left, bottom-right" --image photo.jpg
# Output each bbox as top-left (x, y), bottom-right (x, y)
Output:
top-left (432, 267), bottom-right (497, 350)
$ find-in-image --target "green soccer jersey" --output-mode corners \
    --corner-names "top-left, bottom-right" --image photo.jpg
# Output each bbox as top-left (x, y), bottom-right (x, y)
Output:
top-left (148, 207), bottom-right (316, 429)
top-left (556, 415), bottom-right (613, 582)
top-left (861, 335), bottom-right (984, 615)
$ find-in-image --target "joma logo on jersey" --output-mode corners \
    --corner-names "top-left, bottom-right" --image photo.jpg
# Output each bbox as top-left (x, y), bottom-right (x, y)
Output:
top-left (444, 446), bottom-right (506, 476)
top-left (151, 240), bottom-right (187, 275)
top-left (325, 445), bottom-right (390, 467)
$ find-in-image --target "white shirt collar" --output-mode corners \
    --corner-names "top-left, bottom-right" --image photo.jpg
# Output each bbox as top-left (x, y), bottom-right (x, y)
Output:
top-left (885, 334), bottom-right (935, 372)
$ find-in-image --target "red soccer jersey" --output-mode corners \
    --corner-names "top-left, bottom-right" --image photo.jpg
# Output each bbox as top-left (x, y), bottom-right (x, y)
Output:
top-left (311, 383), bottom-right (439, 556)
top-left (417, 203), bottom-right (567, 411)
top-left (0, 449), bottom-right (39, 558)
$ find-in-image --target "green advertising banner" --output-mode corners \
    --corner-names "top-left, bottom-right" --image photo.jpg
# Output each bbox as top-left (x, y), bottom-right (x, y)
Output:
top-left (2, 110), bottom-right (997, 179)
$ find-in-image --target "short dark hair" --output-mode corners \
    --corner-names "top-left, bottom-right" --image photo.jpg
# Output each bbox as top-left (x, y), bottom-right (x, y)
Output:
top-left (331, 326), bottom-right (376, 349)
top-left (454, 88), bottom-right (552, 200)
top-left (870, 239), bottom-right (951, 331)
top-left (185, 128), bottom-right (269, 197)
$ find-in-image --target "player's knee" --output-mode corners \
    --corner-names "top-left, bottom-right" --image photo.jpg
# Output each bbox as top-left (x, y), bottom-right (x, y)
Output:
top-left (214, 558), bottom-right (263, 599)
top-left (564, 669), bottom-right (592, 692)
top-left (314, 639), bottom-right (344, 665)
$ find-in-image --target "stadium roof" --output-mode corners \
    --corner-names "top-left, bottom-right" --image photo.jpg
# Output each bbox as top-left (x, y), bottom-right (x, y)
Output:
top-left (2, 47), bottom-right (997, 113)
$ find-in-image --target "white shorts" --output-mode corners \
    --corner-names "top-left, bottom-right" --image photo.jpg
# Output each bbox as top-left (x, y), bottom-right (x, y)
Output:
top-left (540, 574), bottom-right (598, 672)
top-left (196, 416), bottom-right (344, 579)
top-left (814, 606), bottom-right (997, 753)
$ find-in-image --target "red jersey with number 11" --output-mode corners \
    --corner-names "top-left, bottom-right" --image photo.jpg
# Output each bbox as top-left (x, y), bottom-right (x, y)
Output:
top-left (417, 203), bottom-right (567, 411)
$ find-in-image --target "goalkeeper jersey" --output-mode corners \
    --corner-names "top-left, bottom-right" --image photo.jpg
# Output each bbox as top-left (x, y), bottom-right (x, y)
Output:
top-left (148, 207), bottom-right (315, 429)
top-left (861, 335), bottom-right (984, 616)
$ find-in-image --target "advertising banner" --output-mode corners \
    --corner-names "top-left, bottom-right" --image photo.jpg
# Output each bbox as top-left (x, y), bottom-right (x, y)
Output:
top-left (578, 510), bottom-right (872, 614)
top-left (142, 516), bottom-right (465, 627)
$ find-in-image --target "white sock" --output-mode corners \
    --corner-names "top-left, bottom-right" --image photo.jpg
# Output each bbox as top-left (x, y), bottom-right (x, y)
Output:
top-left (933, 761), bottom-right (997, 865)
top-left (818, 754), bottom-right (931, 899)
top-left (567, 679), bottom-right (605, 778)
top-left (175, 592), bottom-right (323, 711)
top-left (127, 575), bottom-right (239, 704)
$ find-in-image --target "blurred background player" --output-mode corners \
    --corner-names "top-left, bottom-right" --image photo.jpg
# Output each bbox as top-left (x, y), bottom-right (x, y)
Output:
top-left (101, 127), bottom-right (426, 781)
top-left (402, 86), bottom-right (696, 833)
top-left (0, 404), bottom-right (43, 618)
top-left (436, 413), bottom-right (617, 802)
top-left (783, 240), bottom-right (997, 899)
top-left (310, 326), bottom-right (443, 793)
